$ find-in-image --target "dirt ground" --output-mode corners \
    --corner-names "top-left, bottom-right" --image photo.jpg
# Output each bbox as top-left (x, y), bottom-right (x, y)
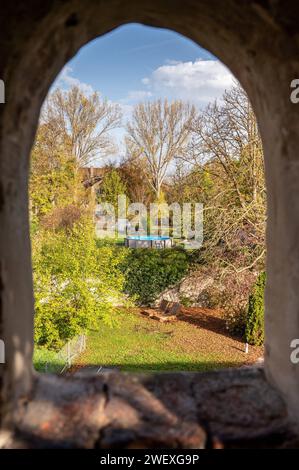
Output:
top-left (175, 306), bottom-right (263, 364)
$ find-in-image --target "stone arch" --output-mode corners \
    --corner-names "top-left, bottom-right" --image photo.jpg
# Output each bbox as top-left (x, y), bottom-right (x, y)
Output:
top-left (1, 0), bottom-right (299, 431)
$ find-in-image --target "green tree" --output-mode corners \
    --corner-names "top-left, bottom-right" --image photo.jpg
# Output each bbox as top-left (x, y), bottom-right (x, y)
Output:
top-left (33, 217), bottom-right (128, 350)
top-left (98, 168), bottom-right (127, 208)
top-left (245, 271), bottom-right (266, 345)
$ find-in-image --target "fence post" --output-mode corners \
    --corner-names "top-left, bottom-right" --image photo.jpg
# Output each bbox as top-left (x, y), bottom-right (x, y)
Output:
top-left (58, 334), bottom-right (87, 374)
top-left (67, 341), bottom-right (71, 367)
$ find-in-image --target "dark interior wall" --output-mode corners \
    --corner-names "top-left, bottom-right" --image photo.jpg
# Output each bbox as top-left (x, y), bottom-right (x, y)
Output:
top-left (1, 0), bottom-right (299, 427)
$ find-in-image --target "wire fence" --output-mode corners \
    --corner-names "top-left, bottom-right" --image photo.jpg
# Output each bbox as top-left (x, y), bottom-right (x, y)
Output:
top-left (44, 334), bottom-right (87, 374)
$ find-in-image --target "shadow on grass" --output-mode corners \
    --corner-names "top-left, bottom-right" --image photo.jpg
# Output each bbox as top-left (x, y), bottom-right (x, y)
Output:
top-left (33, 349), bottom-right (65, 373)
top-left (35, 359), bottom-right (246, 375)
top-left (178, 309), bottom-right (243, 343)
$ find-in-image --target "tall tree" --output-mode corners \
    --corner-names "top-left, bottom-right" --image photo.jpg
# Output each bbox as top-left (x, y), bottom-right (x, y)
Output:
top-left (185, 84), bottom-right (265, 272)
top-left (126, 99), bottom-right (196, 199)
top-left (42, 85), bottom-right (122, 168)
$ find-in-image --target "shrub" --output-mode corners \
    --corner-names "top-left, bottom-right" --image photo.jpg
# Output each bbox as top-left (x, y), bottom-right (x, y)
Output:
top-left (217, 270), bottom-right (257, 337)
top-left (224, 306), bottom-right (247, 337)
top-left (245, 271), bottom-right (266, 345)
top-left (121, 247), bottom-right (189, 305)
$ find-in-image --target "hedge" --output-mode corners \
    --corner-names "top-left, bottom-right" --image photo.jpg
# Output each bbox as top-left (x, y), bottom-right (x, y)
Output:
top-left (121, 247), bottom-right (189, 305)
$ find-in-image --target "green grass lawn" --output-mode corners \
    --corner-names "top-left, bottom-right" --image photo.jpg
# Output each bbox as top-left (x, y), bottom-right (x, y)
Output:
top-left (74, 309), bottom-right (249, 372)
top-left (34, 347), bottom-right (65, 373)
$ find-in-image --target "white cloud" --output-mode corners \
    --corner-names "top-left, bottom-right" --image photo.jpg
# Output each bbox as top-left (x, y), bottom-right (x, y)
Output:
top-left (141, 59), bottom-right (235, 107)
top-left (164, 59), bottom-right (181, 65)
top-left (55, 66), bottom-right (94, 95)
top-left (125, 90), bottom-right (152, 102)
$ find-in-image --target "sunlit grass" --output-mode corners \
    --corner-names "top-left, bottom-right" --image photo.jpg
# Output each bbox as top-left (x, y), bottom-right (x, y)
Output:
top-left (74, 309), bottom-right (242, 372)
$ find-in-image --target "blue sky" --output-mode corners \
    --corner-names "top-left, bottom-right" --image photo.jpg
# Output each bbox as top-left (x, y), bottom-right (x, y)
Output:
top-left (54, 23), bottom-right (234, 160)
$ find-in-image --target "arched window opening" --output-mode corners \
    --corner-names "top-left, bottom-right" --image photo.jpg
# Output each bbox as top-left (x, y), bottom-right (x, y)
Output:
top-left (1, 1), bottom-right (299, 449)
top-left (31, 24), bottom-right (265, 377)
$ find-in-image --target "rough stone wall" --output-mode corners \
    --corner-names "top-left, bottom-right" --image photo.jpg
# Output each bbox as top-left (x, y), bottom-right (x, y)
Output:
top-left (1, 0), bottom-right (299, 432)
top-left (5, 368), bottom-right (297, 449)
